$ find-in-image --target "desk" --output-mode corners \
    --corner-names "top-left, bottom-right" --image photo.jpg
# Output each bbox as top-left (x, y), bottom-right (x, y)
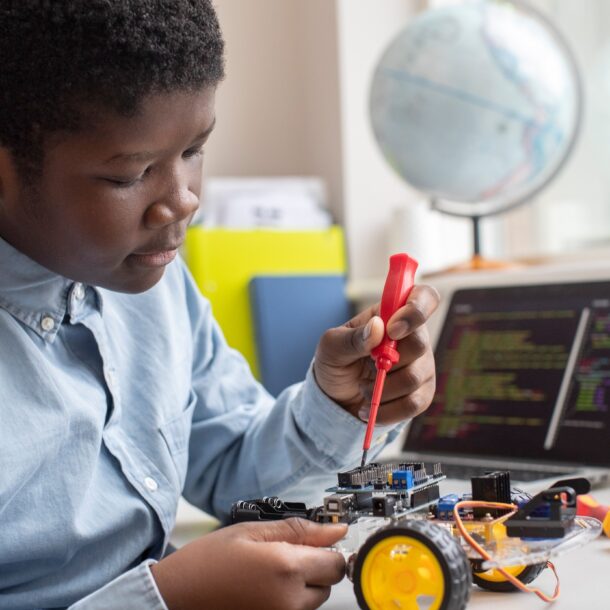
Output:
top-left (321, 482), bottom-right (610, 610)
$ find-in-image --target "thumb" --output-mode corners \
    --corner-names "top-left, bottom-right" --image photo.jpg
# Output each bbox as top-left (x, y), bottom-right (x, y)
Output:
top-left (318, 316), bottom-right (385, 367)
top-left (252, 518), bottom-right (348, 547)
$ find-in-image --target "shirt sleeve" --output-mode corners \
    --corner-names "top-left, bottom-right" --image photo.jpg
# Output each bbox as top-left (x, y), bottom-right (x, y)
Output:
top-left (179, 262), bottom-right (403, 519)
top-left (68, 561), bottom-right (168, 610)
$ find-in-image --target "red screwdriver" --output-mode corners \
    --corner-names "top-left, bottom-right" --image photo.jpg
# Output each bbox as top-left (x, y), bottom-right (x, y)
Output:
top-left (361, 253), bottom-right (418, 467)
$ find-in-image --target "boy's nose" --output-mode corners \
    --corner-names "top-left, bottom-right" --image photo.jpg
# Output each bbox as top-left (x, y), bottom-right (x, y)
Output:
top-left (144, 175), bottom-right (200, 229)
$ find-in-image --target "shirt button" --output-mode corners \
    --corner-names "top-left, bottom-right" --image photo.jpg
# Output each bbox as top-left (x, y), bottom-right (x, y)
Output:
top-left (144, 477), bottom-right (158, 492)
top-left (73, 283), bottom-right (86, 300)
top-left (41, 316), bottom-right (55, 332)
top-left (106, 369), bottom-right (116, 388)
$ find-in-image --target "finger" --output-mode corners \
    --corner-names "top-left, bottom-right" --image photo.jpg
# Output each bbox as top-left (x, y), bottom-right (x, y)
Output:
top-left (387, 284), bottom-right (440, 340)
top-left (250, 518), bottom-right (348, 547)
top-left (372, 378), bottom-right (437, 425)
top-left (297, 546), bottom-right (346, 586)
top-left (395, 325), bottom-right (430, 367)
top-left (343, 303), bottom-right (379, 329)
top-left (357, 328), bottom-right (432, 405)
top-left (301, 585), bottom-right (333, 610)
top-left (380, 349), bottom-right (435, 404)
top-left (315, 315), bottom-right (385, 368)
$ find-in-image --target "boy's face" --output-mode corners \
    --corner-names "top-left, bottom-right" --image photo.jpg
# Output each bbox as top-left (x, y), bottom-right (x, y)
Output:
top-left (0, 86), bottom-right (216, 293)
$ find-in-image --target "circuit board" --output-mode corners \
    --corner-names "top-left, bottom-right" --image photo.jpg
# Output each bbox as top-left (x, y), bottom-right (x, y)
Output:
top-left (231, 462), bottom-right (445, 526)
top-left (318, 462), bottom-right (444, 523)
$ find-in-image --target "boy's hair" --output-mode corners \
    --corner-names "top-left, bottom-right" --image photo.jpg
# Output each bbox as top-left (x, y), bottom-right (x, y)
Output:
top-left (0, 0), bottom-right (225, 174)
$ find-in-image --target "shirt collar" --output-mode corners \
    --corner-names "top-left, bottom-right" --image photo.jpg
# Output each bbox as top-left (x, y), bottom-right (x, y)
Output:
top-left (0, 236), bottom-right (102, 342)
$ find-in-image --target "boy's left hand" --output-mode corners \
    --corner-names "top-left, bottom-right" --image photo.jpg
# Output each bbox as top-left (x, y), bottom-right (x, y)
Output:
top-left (313, 284), bottom-right (440, 425)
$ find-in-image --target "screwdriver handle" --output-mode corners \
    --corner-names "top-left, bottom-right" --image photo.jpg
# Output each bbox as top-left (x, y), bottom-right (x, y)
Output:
top-left (371, 253), bottom-right (419, 372)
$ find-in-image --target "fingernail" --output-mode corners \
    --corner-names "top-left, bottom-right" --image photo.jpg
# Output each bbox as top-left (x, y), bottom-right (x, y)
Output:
top-left (362, 319), bottom-right (374, 342)
top-left (358, 406), bottom-right (370, 422)
top-left (388, 321), bottom-right (409, 340)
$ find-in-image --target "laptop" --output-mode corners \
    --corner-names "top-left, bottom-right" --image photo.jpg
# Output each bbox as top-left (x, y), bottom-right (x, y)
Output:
top-left (390, 277), bottom-right (610, 489)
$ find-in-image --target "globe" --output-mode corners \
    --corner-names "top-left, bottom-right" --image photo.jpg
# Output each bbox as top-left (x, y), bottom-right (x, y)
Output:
top-left (369, 0), bottom-right (582, 227)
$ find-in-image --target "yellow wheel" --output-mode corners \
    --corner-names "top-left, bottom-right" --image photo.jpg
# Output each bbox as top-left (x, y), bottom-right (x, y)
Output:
top-left (353, 520), bottom-right (471, 610)
top-left (472, 563), bottom-right (546, 592)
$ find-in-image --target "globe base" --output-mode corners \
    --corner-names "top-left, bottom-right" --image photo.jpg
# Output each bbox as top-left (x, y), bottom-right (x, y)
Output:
top-left (428, 255), bottom-right (524, 277)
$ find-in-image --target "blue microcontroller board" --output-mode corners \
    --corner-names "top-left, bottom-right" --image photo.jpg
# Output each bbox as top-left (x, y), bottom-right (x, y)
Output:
top-left (328, 462), bottom-right (444, 494)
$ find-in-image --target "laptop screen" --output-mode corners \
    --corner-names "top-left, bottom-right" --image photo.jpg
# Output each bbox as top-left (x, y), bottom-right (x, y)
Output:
top-left (405, 280), bottom-right (610, 466)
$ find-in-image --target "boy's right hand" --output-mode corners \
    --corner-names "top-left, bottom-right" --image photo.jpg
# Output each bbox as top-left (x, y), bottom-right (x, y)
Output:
top-left (150, 518), bottom-right (347, 610)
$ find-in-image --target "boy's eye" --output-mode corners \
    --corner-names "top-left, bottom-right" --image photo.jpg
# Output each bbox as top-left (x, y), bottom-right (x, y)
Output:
top-left (183, 144), bottom-right (205, 159)
top-left (103, 176), bottom-right (141, 187)
top-left (101, 166), bottom-right (152, 187)
top-left (99, 148), bottom-right (202, 187)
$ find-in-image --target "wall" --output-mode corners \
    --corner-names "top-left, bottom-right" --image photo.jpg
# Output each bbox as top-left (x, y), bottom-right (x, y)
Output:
top-left (336, 0), bottom-right (476, 280)
top-left (208, 0), bottom-right (473, 281)
top-left (335, 0), bottom-right (420, 281)
top-left (207, 0), bottom-right (344, 221)
top-left (526, 0), bottom-right (610, 255)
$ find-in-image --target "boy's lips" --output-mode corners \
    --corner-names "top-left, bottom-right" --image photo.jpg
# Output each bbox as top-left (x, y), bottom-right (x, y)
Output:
top-left (128, 244), bottom-right (181, 268)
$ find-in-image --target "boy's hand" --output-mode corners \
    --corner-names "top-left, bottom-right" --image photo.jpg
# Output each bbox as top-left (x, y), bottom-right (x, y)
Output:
top-left (313, 284), bottom-right (440, 424)
top-left (150, 518), bottom-right (347, 610)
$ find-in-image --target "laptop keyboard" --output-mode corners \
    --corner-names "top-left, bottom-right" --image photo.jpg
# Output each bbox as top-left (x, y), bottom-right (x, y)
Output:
top-left (438, 463), bottom-right (570, 482)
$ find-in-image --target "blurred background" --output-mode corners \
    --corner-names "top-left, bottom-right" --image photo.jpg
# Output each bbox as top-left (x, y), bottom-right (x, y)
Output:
top-left (180, 0), bottom-right (610, 393)
top-left (201, 0), bottom-right (610, 283)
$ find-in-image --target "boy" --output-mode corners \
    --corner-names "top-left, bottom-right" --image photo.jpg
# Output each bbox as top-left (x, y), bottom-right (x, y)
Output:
top-left (0, 2), bottom-right (439, 609)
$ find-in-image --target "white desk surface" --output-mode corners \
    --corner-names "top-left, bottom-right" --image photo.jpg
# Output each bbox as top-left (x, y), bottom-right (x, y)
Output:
top-left (321, 481), bottom-right (610, 610)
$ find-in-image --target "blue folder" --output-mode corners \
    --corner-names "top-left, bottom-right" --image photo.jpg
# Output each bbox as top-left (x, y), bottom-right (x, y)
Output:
top-left (249, 275), bottom-right (352, 396)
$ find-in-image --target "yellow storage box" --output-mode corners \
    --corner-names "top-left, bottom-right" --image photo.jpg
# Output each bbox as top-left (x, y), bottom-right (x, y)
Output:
top-left (183, 226), bottom-right (346, 378)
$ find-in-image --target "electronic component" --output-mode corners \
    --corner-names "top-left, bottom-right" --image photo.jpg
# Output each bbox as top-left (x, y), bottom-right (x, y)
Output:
top-left (436, 494), bottom-right (460, 520)
top-left (231, 497), bottom-right (311, 523)
top-left (324, 493), bottom-right (356, 515)
top-left (336, 462), bottom-right (437, 490)
top-left (471, 471), bottom-right (511, 518)
top-left (329, 463), bottom-right (445, 519)
top-left (337, 463), bottom-right (395, 489)
top-left (510, 490), bottom-right (532, 507)
top-left (390, 469), bottom-right (413, 490)
top-left (371, 495), bottom-right (397, 517)
top-left (411, 483), bottom-right (441, 508)
top-left (505, 486), bottom-right (577, 538)
top-left (235, 463), bottom-right (445, 525)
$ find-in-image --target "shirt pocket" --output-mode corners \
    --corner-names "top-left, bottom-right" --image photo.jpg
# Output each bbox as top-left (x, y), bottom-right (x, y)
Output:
top-left (159, 390), bottom-right (196, 490)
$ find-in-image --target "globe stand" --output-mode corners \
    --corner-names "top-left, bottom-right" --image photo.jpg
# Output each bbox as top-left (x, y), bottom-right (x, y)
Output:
top-left (436, 214), bottom-right (522, 275)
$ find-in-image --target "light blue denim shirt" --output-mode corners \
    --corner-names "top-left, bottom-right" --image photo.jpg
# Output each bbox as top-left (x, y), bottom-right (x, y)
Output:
top-left (0, 236), bottom-right (396, 610)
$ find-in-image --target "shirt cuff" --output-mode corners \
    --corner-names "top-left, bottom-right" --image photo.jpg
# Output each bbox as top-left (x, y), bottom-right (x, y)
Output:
top-left (68, 560), bottom-right (168, 610)
top-left (295, 365), bottom-right (402, 469)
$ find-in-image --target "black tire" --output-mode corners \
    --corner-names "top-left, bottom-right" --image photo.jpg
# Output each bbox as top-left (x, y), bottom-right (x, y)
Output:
top-left (353, 520), bottom-right (472, 610)
top-left (472, 562), bottom-right (546, 592)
